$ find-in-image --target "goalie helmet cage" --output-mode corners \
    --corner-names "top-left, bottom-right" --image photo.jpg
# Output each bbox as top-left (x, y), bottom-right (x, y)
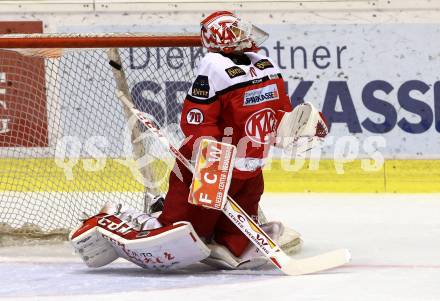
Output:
top-left (0, 33), bottom-right (201, 245)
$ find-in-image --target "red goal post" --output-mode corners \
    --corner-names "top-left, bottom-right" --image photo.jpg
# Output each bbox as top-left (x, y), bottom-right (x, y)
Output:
top-left (0, 32), bottom-right (201, 244)
top-left (0, 33), bottom-right (201, 48)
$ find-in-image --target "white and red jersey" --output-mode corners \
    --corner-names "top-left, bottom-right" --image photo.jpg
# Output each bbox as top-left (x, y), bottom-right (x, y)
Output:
top-left (180, 51), bottom-right (292, 179)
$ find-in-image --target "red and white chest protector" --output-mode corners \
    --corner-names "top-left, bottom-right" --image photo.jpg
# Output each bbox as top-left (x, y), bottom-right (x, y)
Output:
top-left (180, 51), bottom-right (292, 179)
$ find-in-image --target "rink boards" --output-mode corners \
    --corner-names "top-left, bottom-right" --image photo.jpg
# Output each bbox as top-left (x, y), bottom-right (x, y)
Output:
top-left (1, 158), bottom-right (439, 193)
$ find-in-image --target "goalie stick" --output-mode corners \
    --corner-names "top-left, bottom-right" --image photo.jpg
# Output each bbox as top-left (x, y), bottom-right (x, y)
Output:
top-left (114, 89), bottom-right (350, 276)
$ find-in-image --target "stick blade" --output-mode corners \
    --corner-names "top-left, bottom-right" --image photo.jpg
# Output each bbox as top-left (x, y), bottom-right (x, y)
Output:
top-left (282, 248), bottom-right (351, 276)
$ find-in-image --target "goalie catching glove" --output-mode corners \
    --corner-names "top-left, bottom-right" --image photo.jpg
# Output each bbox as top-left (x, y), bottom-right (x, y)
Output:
top-left (69, 203), bottom-right (210, 270)
top-left (275, 102), bottom-right (329, 152)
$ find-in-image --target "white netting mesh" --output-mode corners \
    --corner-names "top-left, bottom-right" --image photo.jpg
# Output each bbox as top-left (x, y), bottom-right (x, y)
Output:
top-left (0, 41), bottom-right (204, 244)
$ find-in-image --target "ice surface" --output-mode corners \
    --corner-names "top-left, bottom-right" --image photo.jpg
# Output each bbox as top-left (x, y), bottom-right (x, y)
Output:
top-left (1, 193), bottom-right (440, 301)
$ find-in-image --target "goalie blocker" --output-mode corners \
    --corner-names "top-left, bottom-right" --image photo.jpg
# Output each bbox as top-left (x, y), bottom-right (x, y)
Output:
top-left (188, 139), bottom-right (236, 210)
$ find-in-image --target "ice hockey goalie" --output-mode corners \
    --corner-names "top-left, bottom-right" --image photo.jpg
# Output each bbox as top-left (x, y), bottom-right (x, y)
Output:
top-left (70, 10), bottom-right (327, 271)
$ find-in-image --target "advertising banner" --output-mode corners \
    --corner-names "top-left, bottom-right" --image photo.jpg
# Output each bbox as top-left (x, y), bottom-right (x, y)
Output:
top-left (0, 21), bottom-right (48, 147)
top-left (55, 23), bottom-right (440, 159)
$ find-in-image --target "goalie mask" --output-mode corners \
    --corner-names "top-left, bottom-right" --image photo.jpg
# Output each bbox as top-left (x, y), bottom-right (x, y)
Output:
top-left (200, 11), bottom-right (269, 53)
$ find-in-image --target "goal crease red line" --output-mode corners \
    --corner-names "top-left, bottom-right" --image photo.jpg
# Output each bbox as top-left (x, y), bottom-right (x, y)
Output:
top-left (341, 264), bottom-right (440, 269)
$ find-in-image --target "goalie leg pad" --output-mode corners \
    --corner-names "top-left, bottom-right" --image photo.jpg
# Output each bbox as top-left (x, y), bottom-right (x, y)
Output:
top-left (203, 221), bottom-right (302, 270)
top-left (279, 226), bottom-right (302, 255)
top-left (70, 223), bottom-right (119, 268)
top-left (70, 203), bottom-right (211, 270)
top-left (101, 221), bottom-right (211, 270)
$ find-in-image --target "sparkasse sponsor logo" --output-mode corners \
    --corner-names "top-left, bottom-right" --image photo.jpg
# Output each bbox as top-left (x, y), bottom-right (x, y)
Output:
top-left (243, 84), bottom-right (279, 106)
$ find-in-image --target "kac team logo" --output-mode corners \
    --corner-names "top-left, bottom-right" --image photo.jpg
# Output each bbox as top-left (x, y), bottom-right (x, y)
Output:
top-left (245, 108), bottom-right (277, 144)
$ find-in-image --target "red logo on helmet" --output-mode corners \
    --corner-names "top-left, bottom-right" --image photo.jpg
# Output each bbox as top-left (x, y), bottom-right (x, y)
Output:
top-left (201, 11), bottom-right (244, 53)
top-left (211, 21), bottom-right (235, 43)
top-left (245, 109), bottom-right (277, 144)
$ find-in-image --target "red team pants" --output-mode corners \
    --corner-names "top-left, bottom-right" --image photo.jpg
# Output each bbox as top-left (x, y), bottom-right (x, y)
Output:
top-left (158, 161), bottom-right (264, 257)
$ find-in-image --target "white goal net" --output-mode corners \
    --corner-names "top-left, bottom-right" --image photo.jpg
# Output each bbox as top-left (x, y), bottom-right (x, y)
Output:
top-left (0, 33), bottom-right (202, 244)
